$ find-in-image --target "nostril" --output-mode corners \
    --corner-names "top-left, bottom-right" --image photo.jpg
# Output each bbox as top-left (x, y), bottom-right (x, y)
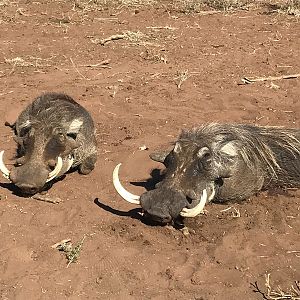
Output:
top-left (215, 177), bottom-right (224, 187)
top-left (29, 187), bottom-right (38, 193)
top-left (16, 183), bottom-right (38, 194)
top-left (162, 215), bottom-right (172, 223)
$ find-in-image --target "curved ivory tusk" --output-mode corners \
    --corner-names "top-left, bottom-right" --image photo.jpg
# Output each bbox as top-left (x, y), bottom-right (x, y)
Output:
top-left (46, 156), bottom-right (63, 182)
top-left (208, 185), bottom-right (216, 202)
top-left (113, 163), bottom-right (140, 205)
top-left (180, 189), bottom-right (207, 218)
top-left (65, 155), bottom-right (74, 173)
top-left (0, 150), bottom-right (10, 179)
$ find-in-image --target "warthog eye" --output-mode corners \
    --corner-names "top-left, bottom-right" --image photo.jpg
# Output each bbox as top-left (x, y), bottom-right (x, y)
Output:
top-left (57, 132), bottom-right (65, 142)
top-left (215, 177), bottom-right (224, 187)
top-left (197, 146), bottom-right (211, 159)
top-left (19, 126), bottom-right (31, 137)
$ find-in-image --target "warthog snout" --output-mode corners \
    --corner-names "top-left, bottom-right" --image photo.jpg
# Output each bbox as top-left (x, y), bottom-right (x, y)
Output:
top-left (139, 188), bottom-right (189, 224)
top-left (9, 162), bottom-right (54, 195)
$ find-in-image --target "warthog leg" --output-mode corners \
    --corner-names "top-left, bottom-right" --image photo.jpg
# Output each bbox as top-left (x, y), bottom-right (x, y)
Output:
top-left (79, 153), bottom-right (97, 175)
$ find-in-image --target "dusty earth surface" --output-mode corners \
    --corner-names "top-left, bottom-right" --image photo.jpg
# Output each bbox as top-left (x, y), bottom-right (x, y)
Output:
top-left (0, 1), bottom-right (299, 299)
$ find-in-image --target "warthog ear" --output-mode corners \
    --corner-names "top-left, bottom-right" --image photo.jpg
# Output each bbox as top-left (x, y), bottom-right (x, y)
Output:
top-left (5, 121), bottom-right (15, 128)
top-left (149, 150), bottom-right (170, 163)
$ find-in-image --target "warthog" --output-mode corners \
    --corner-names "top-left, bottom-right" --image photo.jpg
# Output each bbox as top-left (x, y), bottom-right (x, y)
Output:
top-left (113, 123), bottom-right (300, 224)
top-left (0, 92), bottom-right (97, 195)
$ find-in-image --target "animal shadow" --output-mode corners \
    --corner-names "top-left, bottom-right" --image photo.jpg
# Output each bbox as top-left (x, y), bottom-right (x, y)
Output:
top-left (129, 168), bottom-right (164, 191)
top-left (94, 198), bottom-right (177, 227)
top-left (94, 198), bottom-right (142, 219)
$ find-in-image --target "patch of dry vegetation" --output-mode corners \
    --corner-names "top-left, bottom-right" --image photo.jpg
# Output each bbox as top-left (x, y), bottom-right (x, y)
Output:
top-left (1, 0), bottom-right (300, 20)
top-left (169, 0), bottom-right (252, 13)
top-left (52, 236), bottom-right (86, 267)
top-left (174, 0), bottom-right (300, 15)
top-left (0, 0), bottom-right (18, 23)
top-left (4, 56), bottom-right (55, 75)
top-left (253, 274), bottom-right (300, 300)
top-left (203, 0), bottom-right (251, 10)
top-left (73, 0), bottom-right (157, 11)
top-left (278, 0), bottom-right (300, 16)
top-left (91, 30), bottom-right (165, 48)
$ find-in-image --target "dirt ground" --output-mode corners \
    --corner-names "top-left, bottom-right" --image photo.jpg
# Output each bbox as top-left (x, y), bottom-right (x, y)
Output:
top-left (0, 1), bottom-right (299, 299)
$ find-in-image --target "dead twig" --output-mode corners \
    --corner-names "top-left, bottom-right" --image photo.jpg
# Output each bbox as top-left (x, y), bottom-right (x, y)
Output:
top-left (31, 194), bottom-right (62, 204)
top-left (252, 273), bottom-right (300, 300)
top-left (16, 8), bottom-right (31, 17)
top-left (81, 59), bottom-right (111, 68)
top-left (91, 31), bottom-right (157, 47)
top-left (51, 239), bottom-right (71, 249)
top-left (197, 10), bottom-right (223, 15)
top-left (70, 57), bottom-right (89, 80)
top-left (232, 207), bottom-right (241, 218)
top-left (94, 34), bottom-right (126, 46)
top-left (146, 26), bottom-right (178, 30)
top-left (241, 73), bottom-right (300, 85)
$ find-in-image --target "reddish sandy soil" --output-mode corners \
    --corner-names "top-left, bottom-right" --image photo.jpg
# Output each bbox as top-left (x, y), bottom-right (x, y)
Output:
top-left (0, 1), bottom-right (299, 299)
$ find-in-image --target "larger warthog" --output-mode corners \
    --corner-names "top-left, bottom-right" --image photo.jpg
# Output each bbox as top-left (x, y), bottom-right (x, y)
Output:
top-left (113, 123), bottom-right (300, 224)
top-left (0, 92), bottom-right (97, 195)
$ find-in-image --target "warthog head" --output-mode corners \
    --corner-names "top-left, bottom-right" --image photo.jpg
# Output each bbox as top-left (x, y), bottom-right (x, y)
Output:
top-left (113, 139), bottom-right (233, 224)
top-left (0, 92), bottom-right (97, 195)
top-left (113, 123), bottom-right (300, 224)
top-left (0, 121), bottom-right (80, 195)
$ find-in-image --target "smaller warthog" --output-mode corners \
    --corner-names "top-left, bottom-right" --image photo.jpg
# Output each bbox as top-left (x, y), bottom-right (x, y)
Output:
top-left (113, 123), bottom-right (300, 224)
top-left (0, 92), bottom-right (97, 195)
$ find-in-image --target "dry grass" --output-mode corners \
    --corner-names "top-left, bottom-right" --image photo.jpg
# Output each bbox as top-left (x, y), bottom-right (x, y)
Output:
top-left (278, 0), bottom-right (300, 16)
top-left (253, 274), bottom-right (300, 300)
top-left (73, 0), bottom-right (157, 11)
top-left (203, 0), bottom-right (250, 10)
top-left (140, 48), bottom-right (168, 63)
top-left (1, 0), bottom-right (300, 20)
top-left (0, 0), bottom-right (10, 7)
top-left (53, 236), bottom-right (87, 267)
top-left (91, 30), bottom-right (164, 47)
top-left (171, 0), bottom-right (251, 13)
top-left (174, 70), bottom-right (190, 89)
top-left (4, 56), bottom-right (55, 75)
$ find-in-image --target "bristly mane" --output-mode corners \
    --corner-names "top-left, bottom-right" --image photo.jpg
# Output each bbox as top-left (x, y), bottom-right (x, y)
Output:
top-left (178, 123), bottom-right (300, 179)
